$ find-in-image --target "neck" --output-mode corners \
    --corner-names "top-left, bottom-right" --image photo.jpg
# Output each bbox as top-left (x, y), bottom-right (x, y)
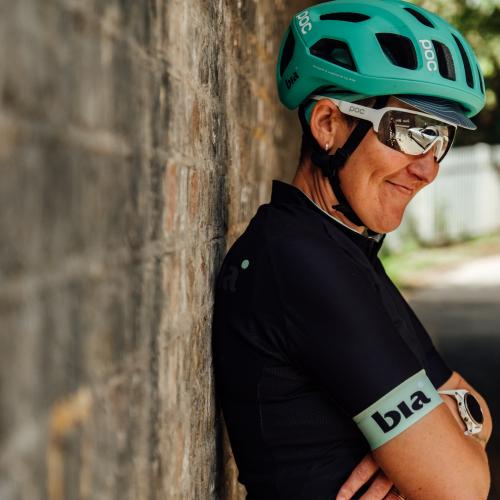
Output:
top-left (292, 158), bottom-right (366, 235)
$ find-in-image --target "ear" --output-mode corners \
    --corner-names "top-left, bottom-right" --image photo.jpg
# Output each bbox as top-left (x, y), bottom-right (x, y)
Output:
top-left (309, 99), bottom-right (346, 151)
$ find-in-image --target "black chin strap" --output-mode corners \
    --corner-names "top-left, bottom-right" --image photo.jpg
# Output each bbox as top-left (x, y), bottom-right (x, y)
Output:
top-left (310, 95), bottom-right (390, 230)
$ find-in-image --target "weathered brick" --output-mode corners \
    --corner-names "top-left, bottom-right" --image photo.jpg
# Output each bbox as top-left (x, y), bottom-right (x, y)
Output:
top-left (0, 1), bottom-right (308, 499)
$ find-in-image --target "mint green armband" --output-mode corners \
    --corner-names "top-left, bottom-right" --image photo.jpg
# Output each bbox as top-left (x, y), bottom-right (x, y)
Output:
top-left (353, 369), bottom-right (443, 450)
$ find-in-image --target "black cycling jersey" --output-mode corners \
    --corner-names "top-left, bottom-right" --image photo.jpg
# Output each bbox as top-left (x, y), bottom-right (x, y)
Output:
top-left (212, 180), bottom-right (452, 500)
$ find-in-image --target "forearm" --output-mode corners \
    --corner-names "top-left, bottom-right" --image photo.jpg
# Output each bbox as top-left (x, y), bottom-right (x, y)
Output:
top-left (370, 391), bottom-right (491, 500)
top-left (439, 373), bottom-right (492, 497)
top-left (340, 372), bottom-right (493, 500)
top-left (453, 384), bottom-right (491, 497)
top-left (461, 432), bottom-right (491, 499)
top-left (463, 381), bottom-right (493, 445)
top-left (389, 434), bottom-right (490, 500)
top-left (442, 373), bottom-right (493, 445)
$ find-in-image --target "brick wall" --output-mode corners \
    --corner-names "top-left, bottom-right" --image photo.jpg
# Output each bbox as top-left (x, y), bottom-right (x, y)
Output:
top-left (0, 1), bottom-right (307, 498)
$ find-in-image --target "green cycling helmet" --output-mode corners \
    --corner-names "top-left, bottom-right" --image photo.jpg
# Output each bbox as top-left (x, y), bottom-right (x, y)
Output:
top-left (277, 0), bottom-right (485, 117)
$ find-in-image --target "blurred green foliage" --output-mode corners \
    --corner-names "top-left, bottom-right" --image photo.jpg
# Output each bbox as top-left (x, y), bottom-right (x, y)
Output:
top-left (411, 0), bottom-right (500, 145)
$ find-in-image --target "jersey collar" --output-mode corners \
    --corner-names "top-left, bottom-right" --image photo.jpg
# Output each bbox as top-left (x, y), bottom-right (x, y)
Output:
top-left (270, 180), bottom-right (386, 260)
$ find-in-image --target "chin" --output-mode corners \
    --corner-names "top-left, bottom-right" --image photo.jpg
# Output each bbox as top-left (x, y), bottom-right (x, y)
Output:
top-left (367, 214), bottom-right (404, 234)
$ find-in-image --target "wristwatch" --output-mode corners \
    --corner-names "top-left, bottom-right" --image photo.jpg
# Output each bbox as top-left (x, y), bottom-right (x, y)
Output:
top-left (438, 389), bottom-right (484, 436)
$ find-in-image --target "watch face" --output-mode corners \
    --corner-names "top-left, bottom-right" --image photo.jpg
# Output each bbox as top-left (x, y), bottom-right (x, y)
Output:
top-left (465, 393), bottom-right (484, 424)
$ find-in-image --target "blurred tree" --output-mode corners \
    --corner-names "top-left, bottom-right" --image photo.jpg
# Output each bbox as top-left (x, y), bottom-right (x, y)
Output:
top-left (411, 0), bottom-right (500, 145)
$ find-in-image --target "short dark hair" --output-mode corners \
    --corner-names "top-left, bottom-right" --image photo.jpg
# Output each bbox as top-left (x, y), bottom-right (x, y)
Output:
top-left (298, 97), bottom-right (377, 165)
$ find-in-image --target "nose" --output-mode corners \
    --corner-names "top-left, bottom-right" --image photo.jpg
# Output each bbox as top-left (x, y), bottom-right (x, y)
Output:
top-left (407, 148), bottom-right (439, 184)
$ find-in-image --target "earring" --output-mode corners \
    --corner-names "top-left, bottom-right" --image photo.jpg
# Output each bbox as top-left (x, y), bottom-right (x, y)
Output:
top-left (325, 143), bottom-right (330, 151)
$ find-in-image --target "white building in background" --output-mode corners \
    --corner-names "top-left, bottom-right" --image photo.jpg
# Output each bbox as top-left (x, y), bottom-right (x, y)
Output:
top-left (386, 143), bottom-right (500, 253)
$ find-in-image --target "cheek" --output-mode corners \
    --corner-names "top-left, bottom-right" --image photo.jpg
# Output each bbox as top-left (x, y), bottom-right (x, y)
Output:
top-left (368, 134), bottom-right (406, 171)
top-left (430, 162), bottom-right (440, 183)
top-left (346, 133), bottom-right (404, 188)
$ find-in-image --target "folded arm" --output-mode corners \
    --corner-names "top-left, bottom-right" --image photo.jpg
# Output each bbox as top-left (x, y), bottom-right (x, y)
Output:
top-left (274, 239), bottom-right (492, 499)
top-left (372, 370), bottom-right (491, 500)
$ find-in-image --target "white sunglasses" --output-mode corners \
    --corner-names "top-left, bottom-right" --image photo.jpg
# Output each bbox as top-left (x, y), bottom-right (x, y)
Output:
top-left (310, 95), bottom-right (458, 162)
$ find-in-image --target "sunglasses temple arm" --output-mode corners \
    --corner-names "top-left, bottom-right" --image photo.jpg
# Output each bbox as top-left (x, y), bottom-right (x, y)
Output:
top-left (337, 101), bottom-right (384, 130)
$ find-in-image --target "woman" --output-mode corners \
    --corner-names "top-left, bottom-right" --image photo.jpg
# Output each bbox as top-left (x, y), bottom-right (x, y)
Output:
top-left (212, 1), bottom-right (492, 498)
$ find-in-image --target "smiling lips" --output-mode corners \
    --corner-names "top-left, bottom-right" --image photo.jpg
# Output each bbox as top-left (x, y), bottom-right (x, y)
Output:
top-left (387, 180), bottom-right (414, 195)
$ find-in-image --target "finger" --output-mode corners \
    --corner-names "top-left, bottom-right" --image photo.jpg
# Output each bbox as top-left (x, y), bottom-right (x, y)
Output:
top-left (336, 453), bottom-right (379, 500)
top-left (358, 471), bottom-right (393, 500)
top-left (383, 486), bottom-right (407, 500)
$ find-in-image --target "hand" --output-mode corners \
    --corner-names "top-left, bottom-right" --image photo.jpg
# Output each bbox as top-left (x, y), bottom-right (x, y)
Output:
top-left (336, 452), bottom-right (405, 500)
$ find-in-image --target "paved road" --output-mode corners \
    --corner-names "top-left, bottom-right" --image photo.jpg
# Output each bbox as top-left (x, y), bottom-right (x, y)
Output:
top-left (407, 256), bottom-right (500, 499)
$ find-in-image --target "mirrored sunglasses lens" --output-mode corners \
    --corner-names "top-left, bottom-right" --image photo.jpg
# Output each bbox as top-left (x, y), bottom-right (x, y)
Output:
top-left (378, 110), bottom-right (456, 161)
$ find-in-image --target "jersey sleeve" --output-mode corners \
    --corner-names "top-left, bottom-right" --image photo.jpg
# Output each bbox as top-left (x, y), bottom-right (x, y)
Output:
top-left (374, 259), bottom-right (452, 389)
top-left (401, 292), bottom-right (453, 388)
top-left (269, 233), bottom-right (444, 450)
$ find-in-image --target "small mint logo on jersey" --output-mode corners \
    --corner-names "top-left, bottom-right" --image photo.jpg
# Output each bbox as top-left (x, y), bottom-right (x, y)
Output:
top-left (286, 71), bottom-right (300, 90)
top-left (371, 390), bottom-right (432, 433)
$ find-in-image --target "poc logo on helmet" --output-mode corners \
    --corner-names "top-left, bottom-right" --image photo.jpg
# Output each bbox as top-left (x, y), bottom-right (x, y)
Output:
top-left (286, 71), bottom-right (300, 90)
top-left (419, 40), bottom-right (438, 72)
top-left (296, 10), bottom-right (312, 35)
top-left (349, 105), bottom-right (366, 115)
top-left (372, 390), bottom-right (432, 433)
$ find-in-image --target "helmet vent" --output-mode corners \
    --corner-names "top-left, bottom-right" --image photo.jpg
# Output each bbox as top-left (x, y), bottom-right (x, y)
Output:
top-left (310, 39), bottom-right (357, 71)
top-left (477, 64), bottom-right (485, 94)
top-left (315, 85), bottom-right (341, 93)
top-left (452, 34), bottom-right (474, 88)
top-left (280, 29), bottom-right (296, 77)
top-left (404, 8), bottom-right (435, 28)
top-left (432, 41), bottom-right (456, 80)
top-left (376, 33), bottom-right (418, 70)
top-left (313, 85), bottom-right (358, 97)
top-left (320, 13), bottom-right (370, 23)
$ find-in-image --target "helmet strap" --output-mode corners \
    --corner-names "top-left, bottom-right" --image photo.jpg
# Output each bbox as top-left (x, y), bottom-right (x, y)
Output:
top-left (311, 95), bottom-right (390, 229)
